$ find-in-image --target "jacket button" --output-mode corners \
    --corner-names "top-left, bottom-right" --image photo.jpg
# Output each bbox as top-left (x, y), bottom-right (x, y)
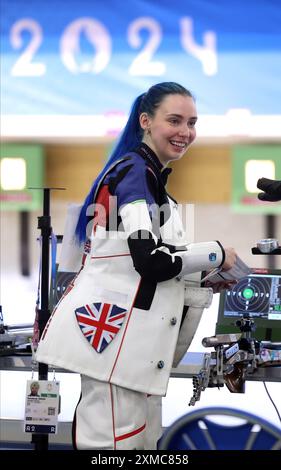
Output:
top-left (170, 317), bottom-right (177, 325)
top-left (157, 360), bottom-right (164, 369)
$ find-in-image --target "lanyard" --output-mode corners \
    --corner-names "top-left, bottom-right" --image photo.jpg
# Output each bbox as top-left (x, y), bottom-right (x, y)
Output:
top-left (33, 231), bottom-right (57, 348)
top-left (50, 230), bottom-right (57, 298)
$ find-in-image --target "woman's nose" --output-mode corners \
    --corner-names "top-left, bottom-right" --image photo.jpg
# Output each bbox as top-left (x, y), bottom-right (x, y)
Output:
top-left (178, 124), bottom-right (190, 136)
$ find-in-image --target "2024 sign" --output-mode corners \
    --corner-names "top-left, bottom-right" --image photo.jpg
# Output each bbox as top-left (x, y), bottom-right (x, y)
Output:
top-left (9, 16), bottom-right (218, 77)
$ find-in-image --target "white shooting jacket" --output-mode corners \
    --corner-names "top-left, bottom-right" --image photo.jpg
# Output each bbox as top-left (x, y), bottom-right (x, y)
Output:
top-left (36, 197), bottom-right (213, 396)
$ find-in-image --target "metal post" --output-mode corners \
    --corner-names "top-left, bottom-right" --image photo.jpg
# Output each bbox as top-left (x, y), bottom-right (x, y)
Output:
top-left (265, 214), bottom-right (276, 270)
top-left (19, 211), bottom-right (30, 276)
top-left (30, 187), bottom-right (64, 451)
top-left (32, 189), bottom-right (51, 450)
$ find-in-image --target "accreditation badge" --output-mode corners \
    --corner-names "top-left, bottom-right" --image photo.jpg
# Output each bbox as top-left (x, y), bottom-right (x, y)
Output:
top-left (24, 380), bottom-right (60, 434)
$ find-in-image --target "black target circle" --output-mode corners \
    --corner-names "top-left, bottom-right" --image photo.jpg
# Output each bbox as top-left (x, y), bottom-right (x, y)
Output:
top-left (225, 276), bottom-right (271, 315)
top-left (54, 271), bottom-right (76, 305)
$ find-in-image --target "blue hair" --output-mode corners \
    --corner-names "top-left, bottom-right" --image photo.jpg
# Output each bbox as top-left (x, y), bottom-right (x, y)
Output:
top-left (75, 82), bottom-right (193, 244)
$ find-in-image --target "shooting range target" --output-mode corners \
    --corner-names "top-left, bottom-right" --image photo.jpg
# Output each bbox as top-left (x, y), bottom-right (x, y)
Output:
top-left (225, 276), bottom-right (272, 316)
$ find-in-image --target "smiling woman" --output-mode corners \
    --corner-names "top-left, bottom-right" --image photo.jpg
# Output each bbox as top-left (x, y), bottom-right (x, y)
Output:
top-left (140, 93), bottom-right (197, 166)
top-left (36, 82), bottom-right (238, 450)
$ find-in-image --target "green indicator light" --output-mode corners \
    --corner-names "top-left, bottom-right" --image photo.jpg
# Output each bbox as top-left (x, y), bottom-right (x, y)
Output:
top-left (243, 288), bottom-right (254, 300)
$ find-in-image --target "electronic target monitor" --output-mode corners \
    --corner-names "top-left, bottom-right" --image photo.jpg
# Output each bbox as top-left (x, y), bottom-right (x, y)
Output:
top-left (49, 267), bottom-right (76, 309)
top-left (216, 269), bottom-right (281, 341)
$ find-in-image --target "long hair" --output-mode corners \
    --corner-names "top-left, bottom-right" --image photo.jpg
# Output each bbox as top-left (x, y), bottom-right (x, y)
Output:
top-left (75, 82), bottom-right (193, 243)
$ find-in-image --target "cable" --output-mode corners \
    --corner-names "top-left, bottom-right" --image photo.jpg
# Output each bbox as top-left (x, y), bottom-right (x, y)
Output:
top-left (263, 381), bottom-right (281, 424)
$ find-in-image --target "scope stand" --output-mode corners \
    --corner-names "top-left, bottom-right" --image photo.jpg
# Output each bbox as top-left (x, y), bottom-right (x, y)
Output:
top-left (30, 187), bottom-right (64, 451)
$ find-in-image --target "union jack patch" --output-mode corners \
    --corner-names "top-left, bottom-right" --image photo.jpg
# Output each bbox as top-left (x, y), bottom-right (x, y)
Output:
top-left (75, 302), bottom-right (127, 353)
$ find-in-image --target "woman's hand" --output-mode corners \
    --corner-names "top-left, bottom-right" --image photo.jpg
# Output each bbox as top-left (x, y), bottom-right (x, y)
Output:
top-left (222, 247), bottom-right (237, 271)
top-left (204, 279), bottom-right (237, 294)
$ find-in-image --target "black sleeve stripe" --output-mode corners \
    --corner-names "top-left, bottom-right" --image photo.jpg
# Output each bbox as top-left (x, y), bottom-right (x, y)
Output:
top-left (216, 240), bottom-right (225, 267)
top-left (128, 230), bottom-right (182, 282)
top-left (108, 164), bottom-right (134, 194)
top-left (134, 278), bottom-right (157, 311)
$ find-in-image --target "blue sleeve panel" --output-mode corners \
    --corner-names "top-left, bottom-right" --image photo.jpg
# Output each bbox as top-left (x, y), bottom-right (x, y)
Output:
top-left (103, 154), bottom-right (158, 210)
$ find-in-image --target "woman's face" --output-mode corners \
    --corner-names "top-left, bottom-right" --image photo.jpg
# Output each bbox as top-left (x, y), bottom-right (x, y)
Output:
top-left (140, 94), bottom-right (197, 166)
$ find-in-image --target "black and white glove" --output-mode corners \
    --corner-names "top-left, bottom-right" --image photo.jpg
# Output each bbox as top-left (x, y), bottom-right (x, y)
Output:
top-left (257, 178), bottom-right (281, 202)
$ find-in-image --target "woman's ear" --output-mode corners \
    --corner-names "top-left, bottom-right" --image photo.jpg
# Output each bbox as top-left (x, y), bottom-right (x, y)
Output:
top-left (139, 112), bottom-right (151, 131)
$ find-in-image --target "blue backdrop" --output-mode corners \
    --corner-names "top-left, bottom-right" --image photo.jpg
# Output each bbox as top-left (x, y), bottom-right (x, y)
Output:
top-left (1, 0), bottom-right (281, 115)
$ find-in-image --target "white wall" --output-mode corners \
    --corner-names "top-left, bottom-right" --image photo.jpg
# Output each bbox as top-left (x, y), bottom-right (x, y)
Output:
top-left (1, 202), bottom-right (67, 325)
top-left (194, 204), bottom-right (281, 269)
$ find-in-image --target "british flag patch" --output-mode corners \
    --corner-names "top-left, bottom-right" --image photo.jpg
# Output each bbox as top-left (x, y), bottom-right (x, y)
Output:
top-left (75, 302), bottom-right (127, 353)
